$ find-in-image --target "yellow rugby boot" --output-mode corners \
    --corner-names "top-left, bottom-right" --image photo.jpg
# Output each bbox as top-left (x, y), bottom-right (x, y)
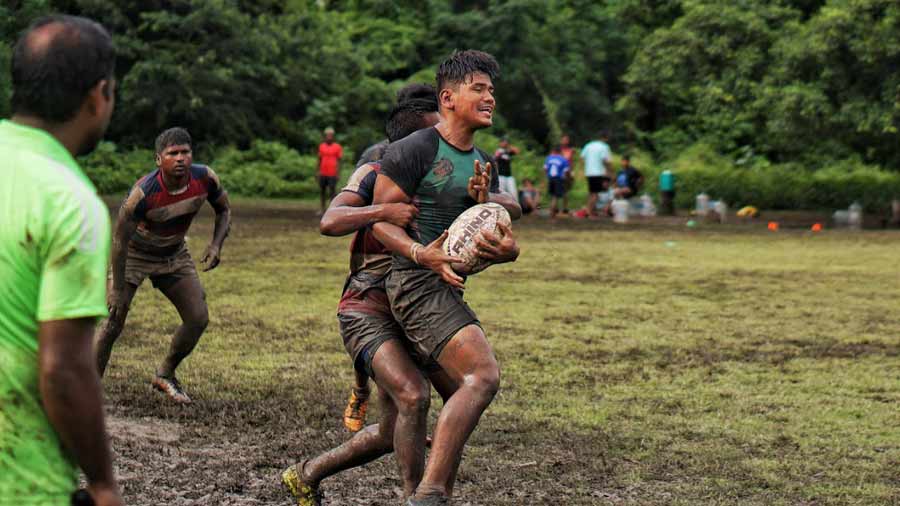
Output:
top-left (281, 461), bottom-right (321, 506)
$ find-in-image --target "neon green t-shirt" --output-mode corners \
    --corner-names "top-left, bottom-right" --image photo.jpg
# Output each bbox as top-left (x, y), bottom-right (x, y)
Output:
top-left (0, 120), bottom-right (111, 504)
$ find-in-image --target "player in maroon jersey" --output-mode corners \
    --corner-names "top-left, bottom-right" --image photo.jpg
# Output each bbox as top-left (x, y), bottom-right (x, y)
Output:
top-left (94, 127), bottom-right (231, 403)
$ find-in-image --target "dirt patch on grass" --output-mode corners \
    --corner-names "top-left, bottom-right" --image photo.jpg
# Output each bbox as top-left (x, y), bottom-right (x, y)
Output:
top-left (104, 393), bottom-right (618, 506)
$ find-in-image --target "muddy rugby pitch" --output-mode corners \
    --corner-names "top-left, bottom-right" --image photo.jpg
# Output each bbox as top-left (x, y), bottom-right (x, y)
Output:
top-left (98, 199), bottom-right (899, 506)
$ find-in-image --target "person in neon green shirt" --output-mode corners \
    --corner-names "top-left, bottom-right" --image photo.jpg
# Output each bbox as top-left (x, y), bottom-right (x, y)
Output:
top-left (0, 15), bottom-right (123, 506)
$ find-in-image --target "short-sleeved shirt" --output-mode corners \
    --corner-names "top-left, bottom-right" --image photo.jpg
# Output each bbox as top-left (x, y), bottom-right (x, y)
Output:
top-left (123, 165), bottom-right (224, 258)
top-left (580, 140), bottom-right (612, 177)
top-left (356, 139), bottom-right (388, 168)
top-left (318, 142), bottom-right (343, 177)
top-left (340, 162), bottom-right (391, 277)
top-left (494, 147), bottom-right (515, 177)
top-left (380, 127), bottom-right (499, 269)
top-left (0, 120), bottom-right (111, 503)
top-left (544, 154), bottom-right (570, 179)
top-left (616, 166), bottom-right (643, 194)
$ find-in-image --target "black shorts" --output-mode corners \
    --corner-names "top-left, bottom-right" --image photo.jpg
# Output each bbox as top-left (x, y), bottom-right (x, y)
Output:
top-left (337, 272), bottom-right (400, 379)
top-left (319, 175), bottom-right (338, 190)
top-left (587, 176), bottom-right (610, 193)
top-left (385, 267), bottom-right (480, 363)
top-left (548, 178), bottom-right (567, 198)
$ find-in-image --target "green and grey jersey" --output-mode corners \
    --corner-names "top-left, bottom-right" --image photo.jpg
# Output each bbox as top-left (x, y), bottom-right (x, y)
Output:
top-left (380, 127), bottom-right (499, 270)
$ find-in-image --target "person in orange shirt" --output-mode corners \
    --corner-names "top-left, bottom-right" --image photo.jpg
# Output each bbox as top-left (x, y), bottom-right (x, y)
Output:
top-left (318, 126), bottom-right (343, 215)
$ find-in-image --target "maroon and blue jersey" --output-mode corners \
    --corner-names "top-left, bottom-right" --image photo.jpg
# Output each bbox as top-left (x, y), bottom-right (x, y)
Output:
top-left (337, 161), bottom-right (394, 315)
top-left (122, 164), bottom-right (225, 257)
top-left (340, 161), bottom-right (392, 277)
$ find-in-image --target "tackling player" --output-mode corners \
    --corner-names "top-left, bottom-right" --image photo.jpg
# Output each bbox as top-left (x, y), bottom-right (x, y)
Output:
top-left (372, 50), bottom-right (522, 505)
top-left (282, 91), bottom-right (458, 504)
top-left (94, 127), bottom-right (232, 404)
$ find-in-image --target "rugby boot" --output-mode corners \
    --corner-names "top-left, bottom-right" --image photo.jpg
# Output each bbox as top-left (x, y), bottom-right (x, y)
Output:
top-left (342, 386), bottom-right (369, 432)
top-left (282, 460), bottom-right (322, 506)
top-left (151, 375), bottom-right (191, 404)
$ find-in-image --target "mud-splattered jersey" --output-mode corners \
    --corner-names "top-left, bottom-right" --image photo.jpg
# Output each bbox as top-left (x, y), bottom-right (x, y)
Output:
top-left (341, 161), bottom-right (392, 277)
top-left (379, 127), bottom-right (498, 269)
top-left (0, 120), bottom-right (110, 503)
top-left (122, 164), bottom-right (224, 257)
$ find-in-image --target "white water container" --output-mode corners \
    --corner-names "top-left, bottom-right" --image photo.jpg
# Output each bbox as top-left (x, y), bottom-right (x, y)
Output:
top-left (612, 199), bottom-right (629, 223)
top-left (713, 200), bottom-right (728, 223)
top-left (639, 194), bottom-right (656, 217)
top-left (696, 192), bottom-right (710, 216)
top-left (848, 202), bottom-right (862, 229)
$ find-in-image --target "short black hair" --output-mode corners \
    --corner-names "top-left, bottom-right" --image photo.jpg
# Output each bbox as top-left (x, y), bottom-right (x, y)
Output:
top-left (11, 15), bottom-right (115, 123)
top-left (435, 50), bottom-right (499, 93)
top-left (385, 98), bottom-right (439, 142)
top-left (552, 144), bottom-right (562, 153)
top-left (396, 83), bottom-right (436, 104)
top-left (155, 127), bottom-right (192, 154)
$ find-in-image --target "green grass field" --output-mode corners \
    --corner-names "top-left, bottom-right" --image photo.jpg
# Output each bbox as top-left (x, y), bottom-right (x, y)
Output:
top-left (102, 199), bottom-right (899, 506)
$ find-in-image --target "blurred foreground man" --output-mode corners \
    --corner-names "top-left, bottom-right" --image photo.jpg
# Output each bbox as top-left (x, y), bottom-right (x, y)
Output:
top-left (0, 15), bottom-right (123, 506)
top-left (94, 127), bottom-right (231, 404)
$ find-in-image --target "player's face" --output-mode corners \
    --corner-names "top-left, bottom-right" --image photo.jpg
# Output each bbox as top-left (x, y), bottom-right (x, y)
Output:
top-left (157, 144), bottom-right (193, 180)
top-left (455, 72), bottom-right (495, 129)
top-left (560, 135), bottom-right (570, 147)
top-left (324, 132), bottom-right (335, 142)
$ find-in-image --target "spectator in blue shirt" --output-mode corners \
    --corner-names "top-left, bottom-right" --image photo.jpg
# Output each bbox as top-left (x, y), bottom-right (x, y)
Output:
top-left (544, 145), bottom-right (570, 218)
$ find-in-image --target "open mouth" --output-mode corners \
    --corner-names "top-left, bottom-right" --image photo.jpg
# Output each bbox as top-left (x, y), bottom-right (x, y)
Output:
top-left (477, 105), bottom-right (494, 117)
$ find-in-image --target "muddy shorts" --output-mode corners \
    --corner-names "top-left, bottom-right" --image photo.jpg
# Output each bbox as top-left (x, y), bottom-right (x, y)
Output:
top-left (385, 267), bottom-right (481, 363)
top-left (123, 247), bottom-right (198, 290)
top-left (338, 272), bottom-right (402, 379)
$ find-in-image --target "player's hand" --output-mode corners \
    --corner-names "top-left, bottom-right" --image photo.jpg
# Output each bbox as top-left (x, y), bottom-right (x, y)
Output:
top-left (417, 230), bottom-right (466, 289)
top-left (468, 160), bottom-right (491, 203)
top-left (107, 287), bottom-right (128, 321)
top-left (379, 203), bottom-right (418, 228)
top-left (201, 244), bottom-right (221, 272)
top-left (474, 222), bottom-right (519, 263)
top-left (86, 483), bottom-right (124, 506)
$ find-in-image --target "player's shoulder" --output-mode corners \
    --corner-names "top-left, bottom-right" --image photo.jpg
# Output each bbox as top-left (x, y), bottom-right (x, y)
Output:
top-left (135, 169), bottom-right (161, 192)
top-left (390, 127), bottom-right (439, 153)
top-left (347, 162), bottom-right (379, 185)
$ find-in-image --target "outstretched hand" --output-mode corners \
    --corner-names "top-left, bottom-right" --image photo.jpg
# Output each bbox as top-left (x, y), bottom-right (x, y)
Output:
top-left (474, 222), bottom-right (519, 263)
top-left (468, 160), bottom-right (491, 203)
top-left (200, 244), bottom-right (221, 272)
top-left (417, 230), bottom-right (466, 289)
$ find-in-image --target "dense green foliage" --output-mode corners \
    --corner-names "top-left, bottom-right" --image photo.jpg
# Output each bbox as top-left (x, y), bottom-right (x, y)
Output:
top-left (3, 0), bottom-right (900, 208)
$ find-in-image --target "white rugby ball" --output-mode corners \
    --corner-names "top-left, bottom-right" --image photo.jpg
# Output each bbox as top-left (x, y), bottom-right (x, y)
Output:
top-left (443, 203), bottom-right (512, 275)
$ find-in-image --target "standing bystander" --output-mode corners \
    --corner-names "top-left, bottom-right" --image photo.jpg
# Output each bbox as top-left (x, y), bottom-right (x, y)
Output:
top-left (494, 137), bottom-right (520, 198)
top-left (318, 127), bottom-right (343, 215)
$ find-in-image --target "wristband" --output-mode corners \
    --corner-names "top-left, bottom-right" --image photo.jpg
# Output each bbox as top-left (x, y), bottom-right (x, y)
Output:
top-left (409, 242), bottom-right (423, 265)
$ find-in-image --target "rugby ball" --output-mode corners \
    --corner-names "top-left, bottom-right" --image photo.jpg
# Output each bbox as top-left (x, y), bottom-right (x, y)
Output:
top-left (443, 203), bottom-right (512, 275)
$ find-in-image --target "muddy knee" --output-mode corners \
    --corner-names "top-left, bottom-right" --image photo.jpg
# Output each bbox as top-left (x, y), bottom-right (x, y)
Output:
top-left (469, 367), bottom-right (500, 404)
top-left (183, 304), bottom-right (209, 332)
top-left (395, 379), bottom-right (431, 417)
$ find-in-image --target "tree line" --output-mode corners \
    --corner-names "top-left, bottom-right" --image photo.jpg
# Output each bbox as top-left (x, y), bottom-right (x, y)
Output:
top-left (2, 0), bottom-right (898, 177)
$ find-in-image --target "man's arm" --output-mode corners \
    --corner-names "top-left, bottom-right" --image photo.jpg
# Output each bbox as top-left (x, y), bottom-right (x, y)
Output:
top-left (488, 191), bottom-right (522, 220)
top-left (109, 203), bottom-right (138, 319)
top-left (371, 174), bottom-right (465, 288)
top-left (319, 180), bottom-right (417, 237)
top-left (39, 318), bottom-right (122, 506)
top-left (478, 158), bottom-right (522, 219)
top-left (202, 192), bottom-right (231, 272)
